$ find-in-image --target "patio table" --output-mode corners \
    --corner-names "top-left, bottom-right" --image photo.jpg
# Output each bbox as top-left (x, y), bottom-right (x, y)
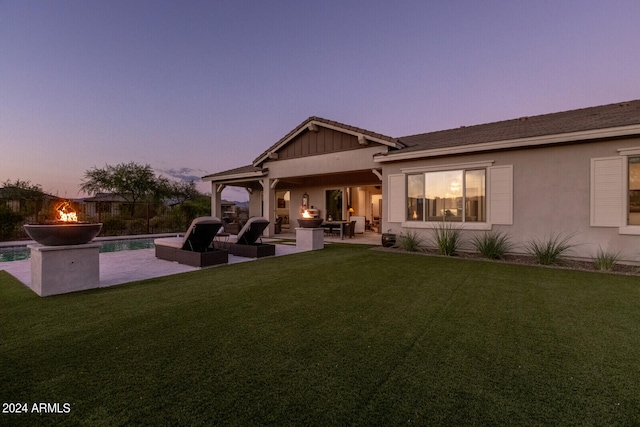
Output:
top-left (322, 221), bottom-right (348, 240)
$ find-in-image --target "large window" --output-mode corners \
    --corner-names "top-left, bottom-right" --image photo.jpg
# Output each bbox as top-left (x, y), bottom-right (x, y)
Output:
top-left (629, 157), bottom-right (640, 225)
top-left (407, 169), bottom-right (486, 222)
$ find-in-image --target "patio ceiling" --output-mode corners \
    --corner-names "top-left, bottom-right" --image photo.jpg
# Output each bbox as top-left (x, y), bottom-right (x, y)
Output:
top-left (270, 169), bottom-right (382, 189)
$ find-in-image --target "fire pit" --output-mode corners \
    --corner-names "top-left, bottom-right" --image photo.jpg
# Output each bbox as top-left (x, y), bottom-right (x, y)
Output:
top-left (297, 209), bottom-right (323, 228)
top-left (296, 218), bottom-right (324, 228)
top-left (23, 201), bottom-right (102, 246)
top-left (24, 201), bottom-right (103, 296)
top-left (24, 223), bottom-right (103, 246)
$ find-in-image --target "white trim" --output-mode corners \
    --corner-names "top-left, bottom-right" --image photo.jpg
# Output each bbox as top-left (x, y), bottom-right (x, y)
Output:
top-left (371, 169), bottom-right (383, 180)
top-left (401, 160), bottom-right (494, 174)
top-left (202, 170), bottom-right (266, 182)
top-left (618, 226), bottom-right (640, 235)
top-left (375, 124), bottom-right (640, 163)
top-left (401, 221), bottom-right (491, 231)
top-left (617, 146), bottom-right (640, 156)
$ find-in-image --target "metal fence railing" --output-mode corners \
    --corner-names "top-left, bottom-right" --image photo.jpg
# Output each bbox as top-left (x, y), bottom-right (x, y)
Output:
top-left (0, 200), bottom-right (196, 242)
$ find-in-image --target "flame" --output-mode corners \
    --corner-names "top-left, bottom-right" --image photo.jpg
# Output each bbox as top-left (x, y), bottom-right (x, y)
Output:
top-left (302, 210), bottom-right (312, 218)
top-left (56, 202), bottom-right (78, 223)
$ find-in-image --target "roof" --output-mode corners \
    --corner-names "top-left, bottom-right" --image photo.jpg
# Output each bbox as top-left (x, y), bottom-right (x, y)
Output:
top-left (252, 116), bottom-right (401, 166)
top-left (202, 164), bottom-right (265, 182)
top-left (204, 100), bottom-right (640, 180)
top-left (81, 193), bottom-right (128, 202)
top-left (395, 100), bottom-right (640, 155)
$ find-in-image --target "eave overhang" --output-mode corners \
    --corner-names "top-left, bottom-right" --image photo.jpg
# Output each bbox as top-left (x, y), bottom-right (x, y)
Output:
top-left (202, 169), bottom-right (267, 184)
top-left (374, 124), bottom-right (640, 163)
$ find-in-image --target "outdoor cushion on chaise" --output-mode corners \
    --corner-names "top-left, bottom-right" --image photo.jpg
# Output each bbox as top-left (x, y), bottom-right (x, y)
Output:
top-left (154, 216), bottom-right (228, 267)
top-left (227, 216), bottom-right (275, 258)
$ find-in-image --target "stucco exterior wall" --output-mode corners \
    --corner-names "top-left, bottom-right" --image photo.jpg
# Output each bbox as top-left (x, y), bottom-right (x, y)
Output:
top-left (381, 136), bottom-right (640, 262)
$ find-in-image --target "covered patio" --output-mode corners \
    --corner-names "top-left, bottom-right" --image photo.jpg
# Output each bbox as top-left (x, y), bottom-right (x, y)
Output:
top-left (203, 116), bottom-right (400, 237)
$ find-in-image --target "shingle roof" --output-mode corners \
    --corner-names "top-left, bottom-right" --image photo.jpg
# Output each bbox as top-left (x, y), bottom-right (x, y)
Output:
top-left (397, 100), bottom-right (640, 153)
top-left (202, 164), bottom-right (264, 180)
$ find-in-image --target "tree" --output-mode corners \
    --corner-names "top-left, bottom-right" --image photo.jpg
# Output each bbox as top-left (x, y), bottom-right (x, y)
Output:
top-left (1, 179), bottom-right (44, 199)
top-left (167, 180), bottom-right (201, 204)
top-left (80, 162), bottom-right (164, 217)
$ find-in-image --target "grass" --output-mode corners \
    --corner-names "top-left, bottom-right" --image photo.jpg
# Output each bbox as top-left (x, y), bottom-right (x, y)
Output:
top-left (1, 244), bottom-right (640, 426)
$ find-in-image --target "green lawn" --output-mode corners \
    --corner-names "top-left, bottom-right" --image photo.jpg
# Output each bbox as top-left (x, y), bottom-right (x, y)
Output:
top-left (1, 245), bottom-right (639, 426)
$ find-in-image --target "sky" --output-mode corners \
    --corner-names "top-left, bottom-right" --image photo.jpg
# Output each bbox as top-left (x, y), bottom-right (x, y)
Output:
top-left (1, 0), bottom-right (639, 201)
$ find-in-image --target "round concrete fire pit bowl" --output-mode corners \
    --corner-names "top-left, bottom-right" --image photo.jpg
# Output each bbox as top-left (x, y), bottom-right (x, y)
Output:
top-left (297, 218), bottom-right (324, 228)
top-left (24, 223), bottom-right (103, 246)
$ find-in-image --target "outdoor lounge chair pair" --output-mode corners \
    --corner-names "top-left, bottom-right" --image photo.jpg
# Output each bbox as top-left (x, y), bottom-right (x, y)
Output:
top-left (154, 216), bottom-right (275, 267)
top-left (154, 217), bottom-right (228, 267)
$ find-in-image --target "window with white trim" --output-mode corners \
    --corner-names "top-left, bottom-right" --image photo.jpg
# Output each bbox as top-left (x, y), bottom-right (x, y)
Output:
top-left (629, 156), bottom-right (640, 225)
top-left (407, 169), bottom-right (486, 222)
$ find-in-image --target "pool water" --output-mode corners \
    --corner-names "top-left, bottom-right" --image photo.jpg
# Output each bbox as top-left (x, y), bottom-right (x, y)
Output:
top-left (0, 238), bottom-right (156, 263)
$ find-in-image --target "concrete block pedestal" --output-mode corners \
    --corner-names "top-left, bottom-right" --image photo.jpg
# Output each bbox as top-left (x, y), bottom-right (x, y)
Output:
top-left (29, 243), bottom-right (100, 297)
top-left (295, 228), bottom-right (324, 251)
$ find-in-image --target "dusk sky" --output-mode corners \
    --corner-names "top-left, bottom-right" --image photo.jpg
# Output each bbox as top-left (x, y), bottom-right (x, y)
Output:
top-left (2, 0), bottom-right (639, 201)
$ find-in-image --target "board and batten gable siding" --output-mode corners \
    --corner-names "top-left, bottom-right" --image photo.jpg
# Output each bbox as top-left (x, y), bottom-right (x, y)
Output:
top-left (488, 165), bottom-right (513, 225)
top-left (276, 127), bottom-right (365, 160)
top-left (590, 156), bottom-right (624, 227)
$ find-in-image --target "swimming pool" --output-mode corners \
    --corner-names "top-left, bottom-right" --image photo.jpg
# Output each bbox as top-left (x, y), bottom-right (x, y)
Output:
top-left (0, 238), bottom-right (157, 263)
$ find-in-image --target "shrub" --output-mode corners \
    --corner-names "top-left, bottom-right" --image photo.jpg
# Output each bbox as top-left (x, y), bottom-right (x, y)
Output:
top-left (432, 221), bottom-right (461, 256)
top-left (594, 247), bottom-right (621, 272)
top-left (394, 230), bottom-right (425, 252)
top-left (472, 231), bottom-right (513, 260)
top-left (101, 216), bottom-right (127, 236)
top-left (526, 232), bottom-right (577, 265)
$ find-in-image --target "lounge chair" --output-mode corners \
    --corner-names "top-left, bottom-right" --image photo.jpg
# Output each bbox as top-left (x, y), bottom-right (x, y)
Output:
top-left (227, 217), bottom-right (276, 258)
top-left (154, 216), bottom-right (228, 267)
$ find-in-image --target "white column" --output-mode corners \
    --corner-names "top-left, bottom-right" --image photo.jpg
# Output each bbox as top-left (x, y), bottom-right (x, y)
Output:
top-left (211, 184), bottom-right (223, 218)
top-left (261, 178), bottom-right (274, 237)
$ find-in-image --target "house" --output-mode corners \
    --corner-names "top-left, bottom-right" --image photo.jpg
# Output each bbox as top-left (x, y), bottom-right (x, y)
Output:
top-left (81, 193), bottom-right (129, 221)
top-left (203, 100), bottom-right (640, 262)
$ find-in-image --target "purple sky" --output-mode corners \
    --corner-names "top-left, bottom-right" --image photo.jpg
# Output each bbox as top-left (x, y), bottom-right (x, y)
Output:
top-left (2, 0), bottom-right (639, 201)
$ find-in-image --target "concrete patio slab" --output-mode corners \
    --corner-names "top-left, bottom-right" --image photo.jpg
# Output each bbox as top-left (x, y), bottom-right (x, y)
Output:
top-left (0, 243), bottom-right (304, 293)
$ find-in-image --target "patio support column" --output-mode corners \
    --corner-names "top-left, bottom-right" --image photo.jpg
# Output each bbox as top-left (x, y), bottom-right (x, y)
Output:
top-left (211, 184), bottom-right (223, 219)
top-left (261, 178), bottom-right (274, 237)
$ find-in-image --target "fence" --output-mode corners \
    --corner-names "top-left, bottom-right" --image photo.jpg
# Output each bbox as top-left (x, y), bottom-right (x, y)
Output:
top-left (0, 200), bottom-right (196, 242)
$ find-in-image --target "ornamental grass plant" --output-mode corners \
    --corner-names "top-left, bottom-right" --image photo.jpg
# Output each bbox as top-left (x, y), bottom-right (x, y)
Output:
top-left (525, 232), bottom-right (577, 265)
top-left (594, 247), bottom-right (621, 272)
top-left (393, 229), bottom-right (425, 252)
top-left (471, 231), bottom-right (514, 260)
top-left (431, 221), bottom-right (462, 256)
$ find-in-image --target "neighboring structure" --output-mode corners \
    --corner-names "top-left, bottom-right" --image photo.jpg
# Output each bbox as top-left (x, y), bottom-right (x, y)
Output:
top-left (203, 100), bottom-right (640, 262)
top-left (81, 193), bottom-right (128, 220)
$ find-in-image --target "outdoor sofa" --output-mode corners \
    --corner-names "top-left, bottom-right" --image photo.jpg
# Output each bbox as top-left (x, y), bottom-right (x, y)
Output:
top-left (154, 216), bottom-right (228, 267)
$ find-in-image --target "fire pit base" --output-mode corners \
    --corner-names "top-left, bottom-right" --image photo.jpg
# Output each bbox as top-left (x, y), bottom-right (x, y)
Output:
top-left (29, 243), bottom-right (100, 297)
top-left (295, 227), bottom-right (324, 251)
